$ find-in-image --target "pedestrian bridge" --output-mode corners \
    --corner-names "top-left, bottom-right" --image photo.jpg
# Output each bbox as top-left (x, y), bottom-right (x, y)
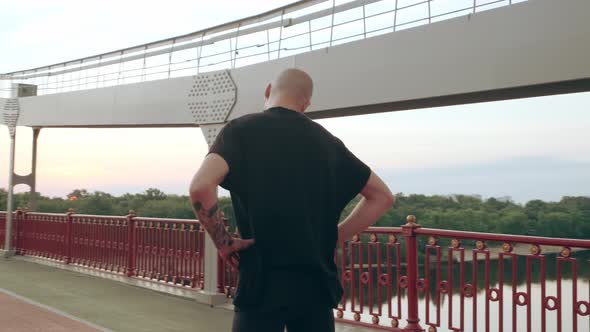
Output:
top-left (1, 0), bottom-right (590, 331)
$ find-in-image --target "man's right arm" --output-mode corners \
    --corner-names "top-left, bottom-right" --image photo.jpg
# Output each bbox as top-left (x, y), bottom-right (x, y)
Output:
top-left (337, 171), bottom-right (395, 242)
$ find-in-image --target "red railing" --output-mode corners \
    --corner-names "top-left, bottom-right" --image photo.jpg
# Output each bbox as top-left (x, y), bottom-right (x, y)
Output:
top-left (335, 225), bottom-right (409, 330)
top-left (134, 216), bottom-right (205, 287)
top-left (69, 213), bottom-right (128, 273)
top-left (0, 211), bottom-right (7, 249)
top-left (5, 210), bottom-right (206, 291)
top-left (4, 211), bottom-right (590, 331)
top-left (0, 211), bottom-right (17, 251)
top-left (334, 216), bottom-right (590, 332)
top-left (18, 212), bottom-right (67, 259)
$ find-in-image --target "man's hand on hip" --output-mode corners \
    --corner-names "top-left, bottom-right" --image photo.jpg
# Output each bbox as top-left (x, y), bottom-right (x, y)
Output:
top-left (219, 238), bottom-right (255, 269)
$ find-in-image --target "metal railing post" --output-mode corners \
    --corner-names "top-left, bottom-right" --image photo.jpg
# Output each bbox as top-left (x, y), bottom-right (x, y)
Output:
top-left (65, 208), bottom-right (74, 264)
top-left (362, 1), bottom-right (367, 39)
top-left (13, 208), bottom-right (22, 254)
top-left (277, 10), bottom-right (285, 59)
top-left (4, 122), bottom-right (17, 256)
top-left (126, 210), bottom-right (137, 277)
top-left (393, 0), bottom-right (399, 32)
top-left (329, 0), bottom-right (335, 47)
top-left (402, 215), bottom-right (424, 332)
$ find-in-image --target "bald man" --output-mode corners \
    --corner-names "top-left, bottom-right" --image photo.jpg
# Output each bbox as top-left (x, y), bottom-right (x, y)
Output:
top-left (189, 68), bottom-right (394, 332)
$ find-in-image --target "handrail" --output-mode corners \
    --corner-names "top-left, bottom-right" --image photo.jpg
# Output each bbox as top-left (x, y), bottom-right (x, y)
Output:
top-left (0, 0), bottom-right (327, 77)
top-left (3, 0), bottom-right (387, 81)
top-left (416, 227), bottom-right (590, 249)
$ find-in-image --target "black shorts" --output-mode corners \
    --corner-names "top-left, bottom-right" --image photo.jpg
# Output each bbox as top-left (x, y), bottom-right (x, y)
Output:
top-left (232, 306), bottom-right (335, 332)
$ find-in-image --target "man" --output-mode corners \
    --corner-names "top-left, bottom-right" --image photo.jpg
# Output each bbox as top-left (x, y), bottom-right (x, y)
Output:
top-left (189, 68), bottom-right (394, 332)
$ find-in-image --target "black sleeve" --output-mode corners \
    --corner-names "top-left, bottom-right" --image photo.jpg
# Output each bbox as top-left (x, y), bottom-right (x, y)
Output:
top-left (208, 121), bottom-right (242, 191)
top-left (334, 137), bottom-right (371, 208)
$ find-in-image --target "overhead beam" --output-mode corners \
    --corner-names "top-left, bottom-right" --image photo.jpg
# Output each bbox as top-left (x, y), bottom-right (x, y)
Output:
top-left (2, 0), bottom-right (589, 128)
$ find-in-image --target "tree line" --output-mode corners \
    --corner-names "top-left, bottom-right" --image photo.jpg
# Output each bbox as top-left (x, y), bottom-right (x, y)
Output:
top-left (1, 188), bottom-right (589, 239)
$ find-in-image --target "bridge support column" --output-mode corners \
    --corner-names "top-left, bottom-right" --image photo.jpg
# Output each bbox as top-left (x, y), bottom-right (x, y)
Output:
top-left (3, 127), bottom-right (42, 258)
top-left (28, 128), bottom-right (41, 211)
top-left (2, 84), bottom-right (38, 258)
top-left (195, 235), bottom-right (227, 306)
top-left (9, 128), bottom-right (42, 211)
top-left (2, 129), bottom-right (17, 258)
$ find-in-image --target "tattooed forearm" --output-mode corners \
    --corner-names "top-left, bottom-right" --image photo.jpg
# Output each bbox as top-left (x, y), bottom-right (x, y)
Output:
top-left (192, 201), bottom-right (234, 249)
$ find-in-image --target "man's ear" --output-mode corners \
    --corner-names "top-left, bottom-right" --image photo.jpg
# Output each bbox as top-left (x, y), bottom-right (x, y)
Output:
top-left (264, 83), bottom-right (271, 99)
top-left (302, 99), bottom-right (311, 112)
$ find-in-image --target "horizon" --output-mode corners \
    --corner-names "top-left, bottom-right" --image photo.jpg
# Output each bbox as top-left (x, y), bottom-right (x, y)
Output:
top-left (4, 184), bottom-right (589, 206)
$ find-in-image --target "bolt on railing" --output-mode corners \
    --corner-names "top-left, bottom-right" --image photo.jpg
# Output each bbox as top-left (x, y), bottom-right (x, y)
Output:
top-left (126, 209), bottom-right (137, 277)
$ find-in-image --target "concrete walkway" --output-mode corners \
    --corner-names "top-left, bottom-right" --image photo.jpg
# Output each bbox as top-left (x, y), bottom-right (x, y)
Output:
top-left (0, 259), bottom-right (370, 332)
top-left (0, 290), bottom-right (102, 332)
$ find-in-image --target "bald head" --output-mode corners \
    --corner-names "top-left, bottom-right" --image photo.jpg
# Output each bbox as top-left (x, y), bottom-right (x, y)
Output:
top-left (264, 68), bottom-right (313, 113)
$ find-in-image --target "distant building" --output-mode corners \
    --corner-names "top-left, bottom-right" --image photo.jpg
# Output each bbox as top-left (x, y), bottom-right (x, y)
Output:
top-left (446, 194), bottom-right (483, 202)
top-left (495, 196), bottom-right (513, 203)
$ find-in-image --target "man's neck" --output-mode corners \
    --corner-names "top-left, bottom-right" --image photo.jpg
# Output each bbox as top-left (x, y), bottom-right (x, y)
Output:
top-left (265, 100), bottom-right (302, 113)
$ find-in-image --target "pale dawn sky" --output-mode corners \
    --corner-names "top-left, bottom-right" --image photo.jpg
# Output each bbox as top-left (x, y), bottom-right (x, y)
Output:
top-left (0, 0), bottom-right (588, 203)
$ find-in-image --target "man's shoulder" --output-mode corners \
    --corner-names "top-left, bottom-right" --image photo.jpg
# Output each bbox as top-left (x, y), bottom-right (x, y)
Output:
top-left (226, 111), bottom-right (268, 128)
top-left (226, 110), bottom-right (338, 142)
top-left (304, 117), bottom-right (340, 143)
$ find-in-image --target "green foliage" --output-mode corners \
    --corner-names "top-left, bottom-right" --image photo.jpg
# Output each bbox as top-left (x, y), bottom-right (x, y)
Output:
top-left (1, 188), bottom-right (589, 239)
top-left (344, 193), bottom-right (590, 239)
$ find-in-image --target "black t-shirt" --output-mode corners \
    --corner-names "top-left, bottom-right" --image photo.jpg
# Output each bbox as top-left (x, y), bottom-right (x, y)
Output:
top-left (209, 107), bottom-right (371, 311)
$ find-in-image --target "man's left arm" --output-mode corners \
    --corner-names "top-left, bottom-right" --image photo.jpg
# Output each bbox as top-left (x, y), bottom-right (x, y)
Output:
top-left (189, 153), bottom-right (253, 264)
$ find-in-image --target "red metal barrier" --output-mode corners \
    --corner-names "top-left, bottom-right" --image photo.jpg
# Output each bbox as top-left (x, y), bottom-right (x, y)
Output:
top-left (69, 213), bottom-right (128, 272)
top-left (334, 218), bottom-right (590, 331)
top-left (415, 227), bottom-right (590, 332)
top-left (0, 211), bottom-right (7, 250)
top-left (3, 210), bottom-right (206, 291)
top-left (336, 227), bottom-right (406, 331)
top-left (17, 212), bottom-right (67, 259)
top-left (3, 211), bottom-right (590, 331)
top-left (134, 216), bottom-right (205, 288)
top-left (1, 210), bottom-right (19, 251)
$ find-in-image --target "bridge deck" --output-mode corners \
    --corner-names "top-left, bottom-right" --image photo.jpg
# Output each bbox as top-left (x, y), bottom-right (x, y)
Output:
top-left (0, 290), bottom-right (101, 332)
top-left (0, 259), bottom-right (368, 332)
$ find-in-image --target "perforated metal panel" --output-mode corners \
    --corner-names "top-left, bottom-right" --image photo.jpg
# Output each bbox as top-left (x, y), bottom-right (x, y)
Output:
top-left (187, 70), bottom-right (237, 125)
top-left (201, 124), bottom-right (225, 147)
top-left (2, 98), bottom-right (19, 137)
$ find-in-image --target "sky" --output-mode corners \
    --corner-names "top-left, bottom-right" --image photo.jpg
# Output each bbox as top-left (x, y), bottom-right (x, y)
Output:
top-left (0, 0), bottom-right (588, 203)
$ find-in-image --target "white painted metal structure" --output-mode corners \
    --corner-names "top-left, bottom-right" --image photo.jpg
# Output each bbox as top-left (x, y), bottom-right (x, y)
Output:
top-left (1, 0), bottom-right (590, 297)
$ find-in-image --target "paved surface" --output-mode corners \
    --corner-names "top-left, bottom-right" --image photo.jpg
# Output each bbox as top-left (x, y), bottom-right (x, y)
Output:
top-left (0, 290), bottom-right (101, 332)
top-left (0, 259), bottom-right (371, 332)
